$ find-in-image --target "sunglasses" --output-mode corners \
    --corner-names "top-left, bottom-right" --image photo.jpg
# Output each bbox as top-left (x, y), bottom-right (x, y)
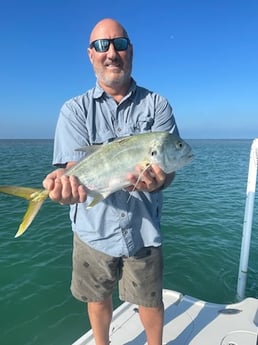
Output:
top-left (89, 37), bottom-right (130, 52)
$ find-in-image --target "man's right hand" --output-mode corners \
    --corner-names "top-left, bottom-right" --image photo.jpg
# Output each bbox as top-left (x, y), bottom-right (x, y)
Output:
top-left (43, 168), bottom-right (87, 205)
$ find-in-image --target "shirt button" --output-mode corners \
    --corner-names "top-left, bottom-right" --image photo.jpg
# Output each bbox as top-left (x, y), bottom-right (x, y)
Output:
top-left (117, 128), bottom-right (121, 132)
top-left (121, 212), bottom-right (125, 217)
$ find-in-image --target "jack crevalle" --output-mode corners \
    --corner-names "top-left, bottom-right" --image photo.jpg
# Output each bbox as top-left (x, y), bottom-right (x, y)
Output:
top-left (0, 132), bottom-right (193, 237)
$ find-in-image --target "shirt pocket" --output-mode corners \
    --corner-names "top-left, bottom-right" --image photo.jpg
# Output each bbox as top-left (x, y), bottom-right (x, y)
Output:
top-left (128, 113), bottom-right (155, 134)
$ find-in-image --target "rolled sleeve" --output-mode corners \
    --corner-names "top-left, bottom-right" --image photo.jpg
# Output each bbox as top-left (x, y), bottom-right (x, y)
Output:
top-left (152, 94), bottom-right (179, 135)
top-left (53, 99), bottom-right (89, 165)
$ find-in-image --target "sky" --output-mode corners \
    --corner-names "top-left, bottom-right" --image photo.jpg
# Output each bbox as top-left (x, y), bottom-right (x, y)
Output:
top-left (0, 0), bottom-right (257, 139)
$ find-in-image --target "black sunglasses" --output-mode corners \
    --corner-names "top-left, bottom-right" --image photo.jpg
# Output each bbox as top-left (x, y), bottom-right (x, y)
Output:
top-left (89, 37), bottom-right (130, 52)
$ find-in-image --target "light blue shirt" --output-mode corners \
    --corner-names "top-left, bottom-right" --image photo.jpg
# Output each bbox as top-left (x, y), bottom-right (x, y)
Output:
top-left (53, 79), bottom-right (179, 257)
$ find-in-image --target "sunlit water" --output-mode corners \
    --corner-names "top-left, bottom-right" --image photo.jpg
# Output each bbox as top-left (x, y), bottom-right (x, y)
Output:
top-left (0, 139), bottom-right (257, 345)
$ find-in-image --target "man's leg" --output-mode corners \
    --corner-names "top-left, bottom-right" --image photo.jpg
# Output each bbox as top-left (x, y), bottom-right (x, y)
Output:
top-left (87, 297), bottom-right (112, 345)
top-left (119, 246), bottom-right (164, 344)
top-left (139, 303), bottom-right (164, 345)
top-left (71, 235), bottom-right (119, 344)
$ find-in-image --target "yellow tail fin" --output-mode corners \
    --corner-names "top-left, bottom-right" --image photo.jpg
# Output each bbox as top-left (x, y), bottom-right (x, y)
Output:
top-left (0, 186), bottom-right (49, 237)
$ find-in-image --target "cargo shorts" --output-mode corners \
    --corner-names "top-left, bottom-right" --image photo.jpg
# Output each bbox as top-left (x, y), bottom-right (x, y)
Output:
top-left (71, 233), bottom-right (163, 307)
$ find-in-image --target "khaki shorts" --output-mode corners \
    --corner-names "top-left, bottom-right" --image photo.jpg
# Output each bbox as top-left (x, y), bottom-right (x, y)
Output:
top-left (71, 233), bottom-right (163, 307)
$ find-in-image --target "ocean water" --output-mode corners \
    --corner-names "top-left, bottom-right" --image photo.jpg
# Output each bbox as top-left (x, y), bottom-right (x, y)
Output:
top-left (0, 138), bottom-right (257, 345)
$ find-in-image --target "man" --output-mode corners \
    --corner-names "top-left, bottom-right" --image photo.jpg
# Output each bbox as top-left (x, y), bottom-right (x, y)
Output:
top-left (43, 18), bottom-right (179, 345)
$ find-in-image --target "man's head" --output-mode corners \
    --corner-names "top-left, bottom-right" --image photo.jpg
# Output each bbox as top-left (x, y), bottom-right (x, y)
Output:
top-left (88, 19), bottom-right (133, 91)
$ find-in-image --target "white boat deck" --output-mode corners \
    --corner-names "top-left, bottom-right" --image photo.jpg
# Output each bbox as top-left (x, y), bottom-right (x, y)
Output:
top-left (72, 289), bottom-right (258, 345)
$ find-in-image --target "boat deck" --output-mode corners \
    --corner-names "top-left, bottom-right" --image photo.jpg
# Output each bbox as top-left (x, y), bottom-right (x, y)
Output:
top-left (72, 289), bottom-right (258, 345)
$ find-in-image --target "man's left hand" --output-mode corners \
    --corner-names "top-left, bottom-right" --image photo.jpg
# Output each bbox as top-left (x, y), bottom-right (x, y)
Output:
top-left (126, 165), bottom-right (175, 193)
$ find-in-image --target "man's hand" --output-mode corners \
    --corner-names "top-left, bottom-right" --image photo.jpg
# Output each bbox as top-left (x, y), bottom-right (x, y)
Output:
top-left (126, 164), bottom-right (175, 193)
top-left (43, 167), bottom-right (87, 205)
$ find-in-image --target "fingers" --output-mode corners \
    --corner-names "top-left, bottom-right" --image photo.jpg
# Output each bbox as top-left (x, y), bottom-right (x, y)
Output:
top-left (151, 165), bottom-right (166, 187)
top-left (127, 165), bottom-right (166, 192)
top-left (43, 169), bottom-right (64, 190)
top-left (77, 184), bottom-right (88, 203)
top-left (68, 175), bottom-right (87, 204)
top-left (43, 169), bottom-right (87, 204)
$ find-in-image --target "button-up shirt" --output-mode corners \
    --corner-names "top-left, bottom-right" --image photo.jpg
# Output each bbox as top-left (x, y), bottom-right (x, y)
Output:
top-left (53, 79), bottom-right (178, 257)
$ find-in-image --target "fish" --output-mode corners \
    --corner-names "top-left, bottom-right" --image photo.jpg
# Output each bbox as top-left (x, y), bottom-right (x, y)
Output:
top-left (0, 131), bottom-right (193, 237)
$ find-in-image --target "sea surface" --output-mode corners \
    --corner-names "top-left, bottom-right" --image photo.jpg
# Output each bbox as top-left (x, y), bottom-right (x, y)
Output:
top-left (0, 138), bottom-right (257, 345)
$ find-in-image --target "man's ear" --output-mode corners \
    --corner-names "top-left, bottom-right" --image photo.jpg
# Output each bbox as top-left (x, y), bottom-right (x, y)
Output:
top-left (88, 47), bottom-right (93, 64)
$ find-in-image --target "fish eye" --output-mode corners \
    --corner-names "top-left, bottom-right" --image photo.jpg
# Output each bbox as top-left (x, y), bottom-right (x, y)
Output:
top-left (176, 141), bottom-right (183, 150)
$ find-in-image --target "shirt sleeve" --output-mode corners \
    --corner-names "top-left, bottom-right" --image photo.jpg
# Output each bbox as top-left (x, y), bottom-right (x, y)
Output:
top-left (151, 94), bottom-right (180, 136)
top-left (53, 98), bottom-right (89, 166)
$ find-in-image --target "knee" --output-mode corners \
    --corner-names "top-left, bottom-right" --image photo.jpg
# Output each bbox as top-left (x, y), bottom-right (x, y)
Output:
top-left (88, 297), bottom-right (112, 311)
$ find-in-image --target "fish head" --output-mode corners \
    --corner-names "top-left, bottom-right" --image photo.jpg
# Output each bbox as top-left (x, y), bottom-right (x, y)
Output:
top-left (150, 133), bottom-right (193, 173)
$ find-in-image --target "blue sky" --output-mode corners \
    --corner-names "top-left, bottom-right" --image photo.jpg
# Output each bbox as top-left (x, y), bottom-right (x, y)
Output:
top-left (0, 0), bottom-right (257, 139)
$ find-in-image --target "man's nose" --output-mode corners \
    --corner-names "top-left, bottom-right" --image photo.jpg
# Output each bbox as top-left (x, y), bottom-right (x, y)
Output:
top-left (106, 42), bottom-right (119, 57)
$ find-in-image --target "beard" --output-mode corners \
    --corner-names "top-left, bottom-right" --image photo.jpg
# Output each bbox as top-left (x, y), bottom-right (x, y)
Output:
top-left (94, 58), bottom-right (132, 88)
top-left (96, 70), bottom-right (131, 88)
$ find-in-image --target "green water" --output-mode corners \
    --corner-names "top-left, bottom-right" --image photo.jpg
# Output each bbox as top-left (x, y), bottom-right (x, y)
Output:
top-left (0, 139), bottom-right (257, 345)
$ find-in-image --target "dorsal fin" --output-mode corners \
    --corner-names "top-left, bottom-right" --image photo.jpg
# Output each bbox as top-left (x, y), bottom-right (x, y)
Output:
top-left (75, 136), bottom-right (132, 156)
top-left (75, 145), bottom-right (102, 155)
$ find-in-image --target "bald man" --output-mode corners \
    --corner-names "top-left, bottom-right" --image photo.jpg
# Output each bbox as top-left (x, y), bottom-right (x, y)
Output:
top-left (43, 18), bottom-right (179, 345)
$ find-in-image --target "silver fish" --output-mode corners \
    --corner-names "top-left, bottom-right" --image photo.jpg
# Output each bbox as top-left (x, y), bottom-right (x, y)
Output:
top-left (0, 132), bottom-right (193, 237)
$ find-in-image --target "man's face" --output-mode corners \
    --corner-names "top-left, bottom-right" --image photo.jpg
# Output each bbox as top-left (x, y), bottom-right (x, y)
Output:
top-left (88, 23), bottom-right (133, 89)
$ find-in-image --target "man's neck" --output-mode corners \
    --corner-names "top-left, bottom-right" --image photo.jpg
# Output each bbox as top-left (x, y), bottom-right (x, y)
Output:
top-left (99, 79), bottom-right (131, 103)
